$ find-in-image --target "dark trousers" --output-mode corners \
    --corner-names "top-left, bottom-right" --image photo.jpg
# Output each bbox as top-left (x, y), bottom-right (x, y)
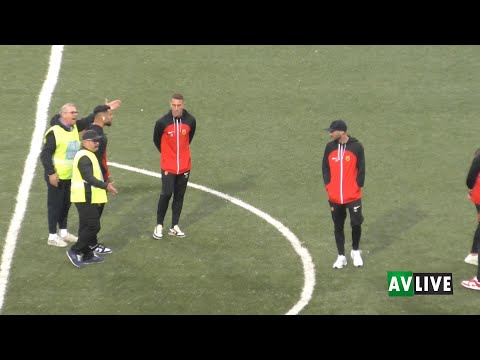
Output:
top-left (94, 203), bottom-right (105, 246)
top-left (472, 204), bottom-right (480, 253)
top-left (45, 175), bottom-right (72, 234)
top-left (329, 199), bottom-right (364, 256)
top-left (474, 204), bottom-right (480, 280)
top-left (98, 203), bottom-right (105, 219)
top-left (157, 170), bottom-right (190, 228)
top-left (72, 202), bottom-right (101, 258)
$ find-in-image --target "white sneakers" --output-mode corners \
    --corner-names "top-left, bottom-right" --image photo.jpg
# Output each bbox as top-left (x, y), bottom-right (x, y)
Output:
top-left (464, 253), bottom-right (478, 266)
top-left (47, 234), bottom-right (68, 247)
top-left (333, 255), bottom-right (347, 269)
top-left (153, 224), bottom-right (186, 239)
top-left (153, 224), bottom-right (163, 239)
top-left (169, 225), bottom-right (185, 237)
top-left (48, 231), bottom-right (77, 247)
top-left (333, 250), bottom-right (364, 269)
top-left (61, 232), bottom-right (78, 243)
top-left (351, 250), bottom-right (364, 267)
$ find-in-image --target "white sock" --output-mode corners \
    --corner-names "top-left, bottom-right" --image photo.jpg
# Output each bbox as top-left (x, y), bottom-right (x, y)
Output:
top-left (48, 233), bottom-right (58, 240)
top-left (59, 229), bottom-right (67, 237)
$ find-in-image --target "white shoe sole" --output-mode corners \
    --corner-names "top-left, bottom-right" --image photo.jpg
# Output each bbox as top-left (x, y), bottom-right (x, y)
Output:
top-left (93, 249), bottom-right (113, 255)
top-left (48, 240), bottom-right (68, 247)
top-left (168, 231), bottom-right (185, 238)
top-left (333, 259), bottom-right (347, 269)
top-left (350, 251), bottom-right (364, 267)
top-left (61, 234), bottom-right (78, 243)
top-left (461, 282), bottom-right (480, 290)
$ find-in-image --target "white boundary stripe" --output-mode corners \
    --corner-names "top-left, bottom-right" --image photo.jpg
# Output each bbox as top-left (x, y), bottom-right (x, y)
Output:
top-left (0, 45), bottom-right (64, 312)
top-left (108, 161), bottom-right (316, 315)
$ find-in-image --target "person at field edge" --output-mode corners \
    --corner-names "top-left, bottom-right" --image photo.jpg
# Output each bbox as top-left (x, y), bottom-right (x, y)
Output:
top-left (152, 93), bottom-right (196, 239)
top-left (322, 119), bottom-right (366, 269)
top-left (461, 149), bottom-right (480, 290)
top-left (82, 104), bottom-right (120, 255)
top-left (463, 148), bottom-right (480, 267)
top-left (66, 130), bottom-right (118, 268)
top-left (41, 100), bottom-right (121, 248)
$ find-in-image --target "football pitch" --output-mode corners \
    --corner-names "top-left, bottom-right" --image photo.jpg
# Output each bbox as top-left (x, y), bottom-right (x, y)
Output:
top-left (1, 45), bottom-right (479, 314)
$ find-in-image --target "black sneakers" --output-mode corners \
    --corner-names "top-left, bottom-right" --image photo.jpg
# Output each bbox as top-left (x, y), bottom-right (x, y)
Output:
top-left (83, 253), bottom-right (105, 265)
top-left (89, 243), bottom-right (113, 255)
top-left (66, 249), bottom-right (85, 268)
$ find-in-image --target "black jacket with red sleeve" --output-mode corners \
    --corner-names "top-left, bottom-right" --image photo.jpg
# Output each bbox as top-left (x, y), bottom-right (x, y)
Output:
top-left (466, 154), bottom-right (480, 205)
top-left (322, 136), bottom-right (365, 204)
top-left (153, 109), bottom-right (196, 174)
top-left (87, 124), bottom-right (110, 180)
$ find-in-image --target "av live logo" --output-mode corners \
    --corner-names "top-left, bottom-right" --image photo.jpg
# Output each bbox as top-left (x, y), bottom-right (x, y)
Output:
top-left (387, 271), bottom-right (453, 296)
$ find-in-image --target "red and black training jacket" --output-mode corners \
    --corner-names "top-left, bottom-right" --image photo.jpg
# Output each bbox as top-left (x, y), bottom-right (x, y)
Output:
top-left (322, 136), bottom-right (365, 204)
top-left (153, 109), bottom-right (196, 174)
top-left (466, 154), bottom-right (480, 205)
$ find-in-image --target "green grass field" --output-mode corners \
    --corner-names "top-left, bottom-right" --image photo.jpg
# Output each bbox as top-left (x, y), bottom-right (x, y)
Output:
top-left (1, 45), bottom-right (480, 314)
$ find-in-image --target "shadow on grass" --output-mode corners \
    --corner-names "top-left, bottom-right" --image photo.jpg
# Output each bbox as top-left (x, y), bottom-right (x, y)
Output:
top-left (364, 202), bottom-right (427, 253)
top-left (184, 174), bottom-right (258, 227)
top-left (96, 181), bottom-right (158, 250)
top-left (101, 174), bottom-right (258, 250)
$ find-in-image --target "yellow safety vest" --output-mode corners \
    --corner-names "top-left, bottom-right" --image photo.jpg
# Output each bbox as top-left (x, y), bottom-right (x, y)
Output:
top-left (44, 125), bottom-right (80, 180)
top-left (71, 149), bottom-right (108, 204)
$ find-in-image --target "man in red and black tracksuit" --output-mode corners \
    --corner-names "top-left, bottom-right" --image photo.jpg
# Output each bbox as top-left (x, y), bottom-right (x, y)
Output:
top-left (322, 119), bottom-right (366, 269)
top-left (463, 148), bottom-right (480, 267)
top-left (461, 148), bottom-right (480, 290)
top-left (152, 93), bottom-right (196, 239)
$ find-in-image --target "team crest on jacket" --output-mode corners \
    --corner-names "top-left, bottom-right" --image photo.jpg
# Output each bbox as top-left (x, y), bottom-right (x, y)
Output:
top-left (345, 155), bottom-right (350, 161)
top-left (182, 129), bottom-right (186, 135)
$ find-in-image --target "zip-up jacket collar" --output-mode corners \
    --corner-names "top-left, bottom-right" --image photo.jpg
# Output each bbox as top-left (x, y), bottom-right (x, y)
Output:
top-left (50, 114), bottom-right (73, 132)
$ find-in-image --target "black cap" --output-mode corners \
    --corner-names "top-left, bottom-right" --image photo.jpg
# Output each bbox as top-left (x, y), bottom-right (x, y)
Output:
top-left (93, 104), bottom-right (110, 115)
top-left (82, 130), bottom-right (102, 141)
top-left (324, 119), bottom-right (347, 132)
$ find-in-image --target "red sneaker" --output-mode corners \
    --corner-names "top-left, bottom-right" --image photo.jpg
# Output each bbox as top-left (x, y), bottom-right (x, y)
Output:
top-left (461, 276), bottom-right (480, 290)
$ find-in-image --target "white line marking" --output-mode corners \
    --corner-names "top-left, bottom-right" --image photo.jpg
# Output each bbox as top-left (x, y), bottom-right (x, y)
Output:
top-left (108, 161), bottom-right (316, 315)
top-left (0, 45), bottom-right (64, 312)
top-left (0, 45), bottom-right (316, 315)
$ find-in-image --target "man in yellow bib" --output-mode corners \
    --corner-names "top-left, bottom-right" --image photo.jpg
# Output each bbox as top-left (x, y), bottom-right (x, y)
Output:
top-left (67, 130), bottom-right (118, 268)
top-left (40, 100), bottom-right (121, 247)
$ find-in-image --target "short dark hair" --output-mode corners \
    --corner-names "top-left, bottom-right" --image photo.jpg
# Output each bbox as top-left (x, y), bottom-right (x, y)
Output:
top-left (172, 93), bottom-right (184, 101)
top-left (93, 104), bottom-right (111, 115)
